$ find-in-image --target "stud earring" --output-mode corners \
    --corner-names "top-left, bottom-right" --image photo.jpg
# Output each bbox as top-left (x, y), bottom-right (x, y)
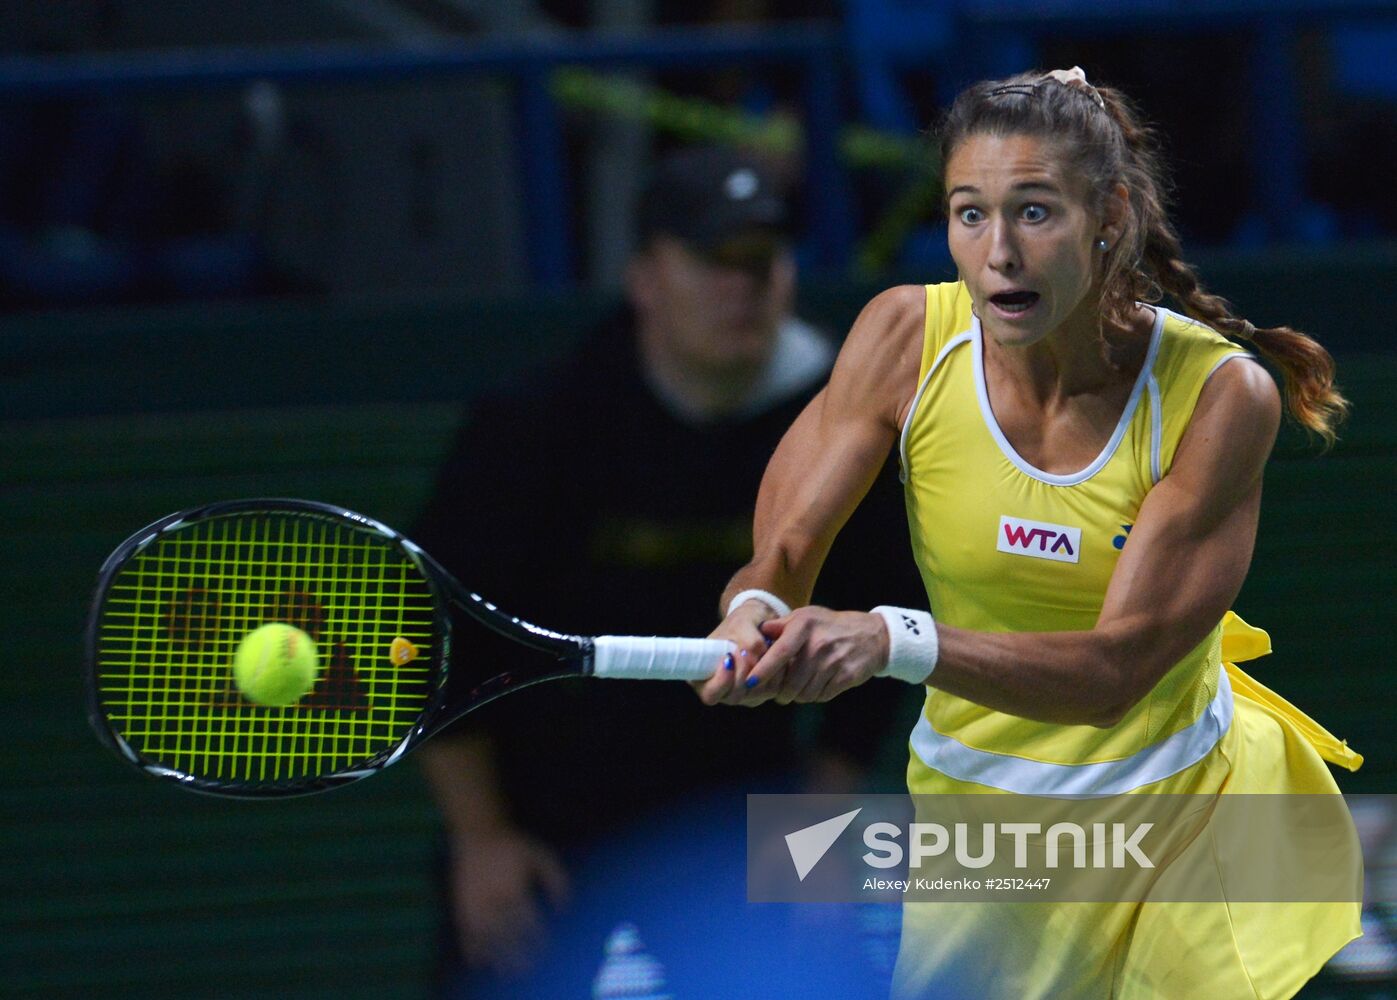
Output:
top-left (1095, 238), bottom-right (1109, 251)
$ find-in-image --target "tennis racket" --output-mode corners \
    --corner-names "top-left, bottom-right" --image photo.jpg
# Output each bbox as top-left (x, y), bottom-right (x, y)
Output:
top-left (85, 498), bottom-right (734, 798)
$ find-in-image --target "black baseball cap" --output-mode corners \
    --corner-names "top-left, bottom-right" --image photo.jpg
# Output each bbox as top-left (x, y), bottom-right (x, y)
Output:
top-left (638, 147), bottom-right (790, 256)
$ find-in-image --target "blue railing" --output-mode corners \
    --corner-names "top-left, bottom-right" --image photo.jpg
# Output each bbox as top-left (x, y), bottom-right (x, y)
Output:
top-left (847, 0), bottom-right (1397, 246)
top-left (1, 7), bottom-right (1393, 287)
top-left (0, 24), bottom-right (852, 288)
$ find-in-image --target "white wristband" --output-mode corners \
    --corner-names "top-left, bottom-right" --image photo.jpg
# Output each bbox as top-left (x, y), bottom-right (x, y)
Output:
top-left (726, 588), bottom-right (792, 619)
top-left (872, 606), bottom-right (938, 684)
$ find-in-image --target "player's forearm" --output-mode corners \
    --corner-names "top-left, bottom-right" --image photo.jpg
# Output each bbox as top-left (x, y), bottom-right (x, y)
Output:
top-left (926, 516), bottom-right (1255, 726)
top-left (719, 532), bottom-right (829, 618)
top-left (719, 454), bottom-right (886, 617)
top-left (720, 369), bottom-right (900, 622)
top-left (929, 621), bottom-right (1152, 727)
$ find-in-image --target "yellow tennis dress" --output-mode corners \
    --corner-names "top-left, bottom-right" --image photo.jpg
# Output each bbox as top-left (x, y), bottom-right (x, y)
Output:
top-left (890, 281), bottom-right (1363, 999)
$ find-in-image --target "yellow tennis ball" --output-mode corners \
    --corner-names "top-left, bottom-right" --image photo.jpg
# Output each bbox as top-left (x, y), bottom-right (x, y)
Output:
top-left (233, 623), bottom-right (319, 707)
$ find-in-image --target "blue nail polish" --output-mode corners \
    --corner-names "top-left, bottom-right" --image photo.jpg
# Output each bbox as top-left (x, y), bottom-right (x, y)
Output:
top-left (723, 653), bottom-right (734, 671)
top-left (745, 676), bottom-right (759, 689)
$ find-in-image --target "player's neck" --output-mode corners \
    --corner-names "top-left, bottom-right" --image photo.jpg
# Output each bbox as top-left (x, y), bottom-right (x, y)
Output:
top-left (985, 302), bottom-right (1153, 404)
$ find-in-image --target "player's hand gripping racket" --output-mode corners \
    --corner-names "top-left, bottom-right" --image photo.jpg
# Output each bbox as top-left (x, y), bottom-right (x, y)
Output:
top-left (85, 499), bottom-right (733, 797)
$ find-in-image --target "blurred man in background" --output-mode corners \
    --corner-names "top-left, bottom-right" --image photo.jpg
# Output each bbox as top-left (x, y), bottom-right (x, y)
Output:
top-left (413, 145), bottom-right (923, 999)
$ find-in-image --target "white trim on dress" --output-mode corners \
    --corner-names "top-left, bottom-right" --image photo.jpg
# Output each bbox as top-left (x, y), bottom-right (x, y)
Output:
top-left (970, 307), bottom-right (1166, 487)
top-left (909, 667), bottom-right (1233, 796)
top-left (1147, 373), bottom-right (1163, 485)
top-left (897, 330), bottom-right (974, 484)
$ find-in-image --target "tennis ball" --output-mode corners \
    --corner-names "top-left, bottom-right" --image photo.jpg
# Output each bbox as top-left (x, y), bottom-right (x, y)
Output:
top-left (233, 623), bottom-right (319, 707)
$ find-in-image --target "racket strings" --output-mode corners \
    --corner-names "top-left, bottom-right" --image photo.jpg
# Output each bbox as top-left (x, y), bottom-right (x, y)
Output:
top-left (95, 511), bottom-right (438, 786)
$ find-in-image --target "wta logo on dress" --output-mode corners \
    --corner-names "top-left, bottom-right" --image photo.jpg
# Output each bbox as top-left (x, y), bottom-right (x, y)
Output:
top-left (997, 516), bottom-right (1082, 564)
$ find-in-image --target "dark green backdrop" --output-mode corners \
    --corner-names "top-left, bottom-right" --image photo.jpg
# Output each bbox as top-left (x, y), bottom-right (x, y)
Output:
top-left (3, 243), bottom-right (1393, 997)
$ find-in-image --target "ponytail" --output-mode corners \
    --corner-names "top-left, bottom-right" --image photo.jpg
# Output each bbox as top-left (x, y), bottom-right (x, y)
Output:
top-left (1142, 232), bottom-right (1349, 447)
top-left (1095, 85), bottom-right (1349, 447)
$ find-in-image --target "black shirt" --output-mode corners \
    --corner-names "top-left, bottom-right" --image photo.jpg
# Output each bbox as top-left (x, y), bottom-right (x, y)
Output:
top-left (412, 313), bottom-right (924, 844)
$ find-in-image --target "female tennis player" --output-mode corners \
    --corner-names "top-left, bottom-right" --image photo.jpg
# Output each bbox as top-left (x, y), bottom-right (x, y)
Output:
top-left (699, 68), bottom-right (1364, 998)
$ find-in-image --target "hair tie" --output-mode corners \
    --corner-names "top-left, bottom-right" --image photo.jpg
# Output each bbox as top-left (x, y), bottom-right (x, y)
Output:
top-left (1042, 66), bottom-right (1107, 110)
top-left (1236, 320), bottom-right (1257, 340)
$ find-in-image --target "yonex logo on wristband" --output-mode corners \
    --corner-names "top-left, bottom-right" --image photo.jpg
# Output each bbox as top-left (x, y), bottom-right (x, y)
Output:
top-left (872, 606), bottom-right (937, 684)
top-left (997, 515), bottom-right (1081, 564)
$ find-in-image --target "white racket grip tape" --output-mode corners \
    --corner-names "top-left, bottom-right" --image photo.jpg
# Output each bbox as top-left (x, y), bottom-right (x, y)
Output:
top-left (592, 636), bottom-right (737, 680)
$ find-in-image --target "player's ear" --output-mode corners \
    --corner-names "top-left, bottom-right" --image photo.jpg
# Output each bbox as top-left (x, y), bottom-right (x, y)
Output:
top-left (1098, 181), bottom-right (1130, 248)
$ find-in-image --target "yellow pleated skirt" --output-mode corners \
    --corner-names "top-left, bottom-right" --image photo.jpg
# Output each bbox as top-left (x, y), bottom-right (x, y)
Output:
top-left (892, 615), bottom-right (1364, 1000)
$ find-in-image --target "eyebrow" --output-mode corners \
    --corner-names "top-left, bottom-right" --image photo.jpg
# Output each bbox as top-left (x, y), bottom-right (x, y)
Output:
top-left (947, 180), bottom-right (1063, 198)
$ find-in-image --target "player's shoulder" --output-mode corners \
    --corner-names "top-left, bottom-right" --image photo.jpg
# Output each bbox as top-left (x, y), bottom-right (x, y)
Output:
top-left (842, 284), bottom-right (926, 359)
top-left (1153, 308), bottom-right (1277, 418)
top-left (925, 279), bottom-right (972, 319)
top-left (843, 280), bottom-right (975, 367)
top-left (864, 282), bottom-right (929, 317)
top-left (1196, 351), bottom-right (1281, 428)
top-left (827, 286), bottom-right (927, 424)
top-left (1154, 307), bottom-right (1243, 370)
top-left (860, 282), bottom-right (962, 327)
top-left (1163, 354), bottom-right (1280, 495)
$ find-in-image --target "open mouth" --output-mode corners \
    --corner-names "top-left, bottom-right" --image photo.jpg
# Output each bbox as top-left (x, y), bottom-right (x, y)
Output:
top-left (989, 291), bottom-right (1040, 315)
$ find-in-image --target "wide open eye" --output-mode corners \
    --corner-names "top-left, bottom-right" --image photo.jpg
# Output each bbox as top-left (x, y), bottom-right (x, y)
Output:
top-left (957, 206), bottom-right (985, 225)
top-left (1021, 203), bottom-right (1050, 223)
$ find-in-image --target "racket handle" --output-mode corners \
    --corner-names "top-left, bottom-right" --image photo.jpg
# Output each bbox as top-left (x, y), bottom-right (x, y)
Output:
top-left (591, 636), bottom-right (735, 681)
